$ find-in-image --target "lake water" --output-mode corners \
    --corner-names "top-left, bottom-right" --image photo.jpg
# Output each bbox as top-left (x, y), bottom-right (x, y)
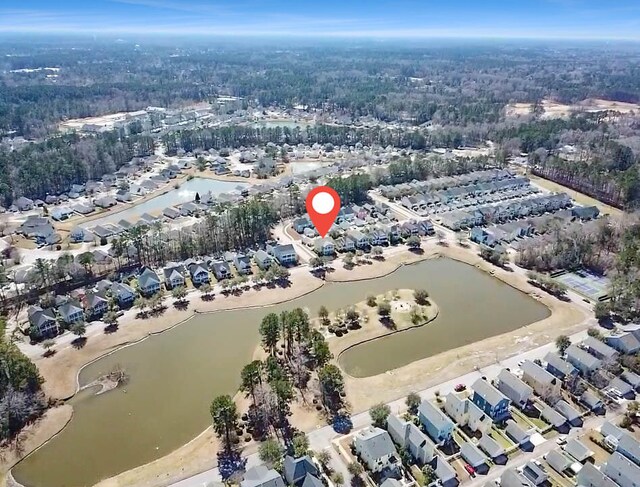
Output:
top-left (81, 178), bottom-right (248, 227)
top-left (14, 258), bottom-right (549, 487)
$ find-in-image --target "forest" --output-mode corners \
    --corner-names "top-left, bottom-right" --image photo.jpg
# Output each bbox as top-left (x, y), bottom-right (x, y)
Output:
top-left (3, 38), bottom-right (640, 138)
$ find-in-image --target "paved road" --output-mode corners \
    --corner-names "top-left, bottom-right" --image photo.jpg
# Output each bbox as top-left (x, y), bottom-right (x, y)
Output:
top-left (169, 323), bottom-right (599, 487)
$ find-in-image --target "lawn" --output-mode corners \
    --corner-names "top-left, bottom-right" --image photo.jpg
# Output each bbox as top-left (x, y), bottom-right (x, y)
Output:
top-left (489, 428), bottom-right (514, 450)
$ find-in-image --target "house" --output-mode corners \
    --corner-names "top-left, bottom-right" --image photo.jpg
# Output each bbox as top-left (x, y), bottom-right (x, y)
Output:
top-left (111, 282), bottom-right (136, 307)
top-left (17, 216), bottom-right (55, 241)
top-left (346, 230), bottom-right (370, 249)
top-left (540, 404), bottom-right (567, 430)
top-left (293, 217), bottom-right (312, 234)
top-left (442, 393), bottom-right (490, 433)
top-left (522, 461), bottom-right (548, 486)
top-left (70, 227), bottom-right (93, 243)
top-left (138, 267), bottom-right (161, 295)
top-left (58, 300), bottom-right (85, 325)
top-left (418, 400), bottom-right (455, 445)
top-left (163, 207), bottom-right (181, 219)
top-left (554, 400), bottom-right (582, 427)
top-left (400, 221), bottom-right (419, 237)
top-left (163, 264), bottom-right (185, 289)
top-left (460, 442), bottom-right (487, 472)
top-left (386, 414), bottom-right (436, 465)
top-left (565, 345), bottom-right (602, 376)
top-left (241, 465), bottom-right (285, 487)
top-left (603, 451), bottom-right (640, 487)
top-left (505, 420), bottom-right (530, 446)
top-left (471, 378), bottom-right (510, 421)
top-left (617, 432), bottom-right (640, 466)
top-left (15, 196), bottom-right (34, 211)
top-left (94, 196), bottom-right (117, 208)
top-left (444, 393), bottom-right (468, 425)
top-left (115, 190), bottom-right (133, 202)
top-left (563, 438), bottom-right (593, 463)
top-left (521, 359), bottom-right (560, 401)
top-left (210, 260), bottom-right (232, 281)
top-left (418, 220), bottom-right (435, 236)
top-left (434, 456), bottom-right (457, 486)
top-left (582, 336), bottom-right (619, 362)
top-left (609, 376), bottom-right (634, 399)
top-left (544, 449), bottom-right (574, 476)
top-left (576, 462), bottom-right (618, 487)
top-left (622, 370), bottom-right (640, 390)
top-left (499, 468), bottom-right (531, 487)
top-left (267, 243), bottom-right (298, 265)
top-left (84, 292), bottom-right (108, 319)
top-left (601, 421), bottom-right (625, 443)
top-left (27, 305), bottom-right (59, 336)
top-left (478, 434), bottom-right (505, 461)
top-left (496, 369), bottom-right (533, 409)
top-left (314, 238), bottom-right (335, 256)
top-left (51, 206), bottom-right (73, 221)
top-left (233, 254), bottom-right (253, 275)
top-left (335, 236), bottom-right (355, 252)
top-left (188, 262), bottom-right (210, 285)
top-left (353, 426), bottom-right (399, 473)
top-left (544, 352), bottom-right (579, 381)
top-left (580, 390), bottom-right (604, 412)
top-left (282, 455), bottom-right (318, 486)
top-left (606, 332), bottom-right (640, 355)
top-left (572, 205), bottom-right (600, 221)
top-left (254, 250), bottom-right (274, 270)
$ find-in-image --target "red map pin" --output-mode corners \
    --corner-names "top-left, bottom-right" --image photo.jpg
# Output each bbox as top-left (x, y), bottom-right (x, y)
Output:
top-left (306, 186), bottom-right (341, 238)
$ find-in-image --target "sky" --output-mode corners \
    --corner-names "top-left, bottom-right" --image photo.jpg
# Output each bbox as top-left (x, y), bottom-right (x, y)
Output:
top-left (1, 0), bottom-right (640, 40)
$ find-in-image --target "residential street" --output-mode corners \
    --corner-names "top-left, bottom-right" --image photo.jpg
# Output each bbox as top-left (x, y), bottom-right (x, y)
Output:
top-left (170, 322), bottom-right (602, 487)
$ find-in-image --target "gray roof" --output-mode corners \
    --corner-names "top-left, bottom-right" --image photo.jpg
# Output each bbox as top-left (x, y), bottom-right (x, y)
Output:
top-left (138, 267), bottom-right (160, 288)
top-left (563, 438), bottom-right (592, 462)
top-left (58, 300), bottom-right (83, 320)
top-left (545, 449), bottom-right (572, 473)
top-left (499, 468), bottom-right (531, 487)
top-left (540, 404), bottom-right (566, 428)
top-left (505, 420), bottom-right (530, 444)
top-left (566, 345), bottom-right (602, 371)
top-left (580, 390), bottom-right (603, 410)
top-left (522, 461), bottom-right (547, 485)
top-left (601, 421), bottom-right (624, 440)
top-left (434, 456), bottom-right (456, 482)
top-left (380, 480), bottom-right (402, 487)
top-left (618, 432), bottom-right (640, 465)
top-left (583, 336), bottom-right (619, 359)
top-left (283, 455), bottom-right (317, 485)
top-left (606, 332), bottom-right (640, 353)
top-left (355, 427), bottom-right (397, 460)
top-left (521, 359), bottom-right (557, 385)
top-left (622, 370), bottom-right (640, 388)
top-left (478, 434), bottom-right (504, 458)
top-left (604, 451), bottom-right (640, 487)
top-left (301, 475), bottom-right (323, 487)
top-left (497, 369), bottom-right (533, 402)
top-left (418, 400), bottom-right (454, 433)
top-left (241, 466), bottom-right (285, 487)
top-left (460, 442), bottom-right (486, 467)
top-left (577, 462), bottom-right (618, 487)
top-left (472, 378), bottom-right (509, 407)
top-left (554, 400), bottom-right (581, 421)
top-left (610, 377), bottom-right (633, 395)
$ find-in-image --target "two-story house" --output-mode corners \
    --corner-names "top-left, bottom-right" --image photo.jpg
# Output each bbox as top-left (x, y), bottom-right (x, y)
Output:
top-left (387, 415), bottom-right (436, 465)
top-left (188, 262), bottom-right (210, 285)
top-left (471, 378), bottom-right (511, 422)
top-left (138, 267), bottom-right (161, 296)
top-left (27, 305), bottom-right (59, 336)
top-left (496, 369), bottom-right (533, 409)
top-left (418, 400), bottom-right (455, 445)
top-left (520, 360), bottom-right (561, 402)
top-left (163, 264), bottom-right (186, 290)
top-left (353, 426), bottom-right (399, 473)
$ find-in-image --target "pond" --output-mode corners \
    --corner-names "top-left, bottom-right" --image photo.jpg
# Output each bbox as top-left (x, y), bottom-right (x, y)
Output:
top-left (81, 178), bottom-right (249, 227)
top-left (14, 258), bottom-right (549, 487)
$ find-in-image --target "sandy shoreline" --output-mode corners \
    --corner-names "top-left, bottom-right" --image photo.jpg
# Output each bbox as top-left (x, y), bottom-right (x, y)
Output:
top-left (5, 242), bottom-right (589, 487)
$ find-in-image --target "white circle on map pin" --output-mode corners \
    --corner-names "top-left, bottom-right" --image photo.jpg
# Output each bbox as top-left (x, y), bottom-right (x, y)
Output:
top-left (312, 191), bottom-right (335, 214)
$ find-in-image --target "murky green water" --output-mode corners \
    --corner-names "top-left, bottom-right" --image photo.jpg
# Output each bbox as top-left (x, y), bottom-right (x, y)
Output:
top-left (14, 258), bottom-right (549, 487)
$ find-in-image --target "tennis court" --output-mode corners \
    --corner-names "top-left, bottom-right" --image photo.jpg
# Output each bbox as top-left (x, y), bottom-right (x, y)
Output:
top-left (554, 269), bottom-right (610, 301)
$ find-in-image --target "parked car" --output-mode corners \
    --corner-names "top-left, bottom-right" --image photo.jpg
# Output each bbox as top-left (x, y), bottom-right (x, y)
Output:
top-left (464, 464), bottom-right (475, 477)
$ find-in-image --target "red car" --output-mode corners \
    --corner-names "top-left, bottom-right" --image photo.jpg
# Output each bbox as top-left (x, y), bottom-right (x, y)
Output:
top-left (464, 464), bottom-right (475, 476)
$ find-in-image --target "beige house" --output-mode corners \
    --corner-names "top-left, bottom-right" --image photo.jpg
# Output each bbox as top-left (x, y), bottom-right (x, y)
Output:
top-left (521, 360), bottom-right (561, 401)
